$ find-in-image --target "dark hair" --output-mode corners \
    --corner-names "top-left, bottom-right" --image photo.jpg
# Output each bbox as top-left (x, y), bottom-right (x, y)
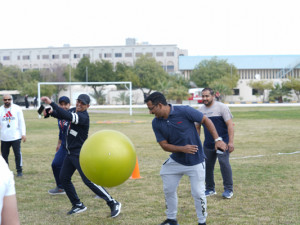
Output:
top-left (144, 92), bottom-right (168, 105)
top-left (202, 88), bottom-right (215, 95)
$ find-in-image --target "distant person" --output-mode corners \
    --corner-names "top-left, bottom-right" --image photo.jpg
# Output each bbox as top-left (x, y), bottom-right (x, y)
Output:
top-left (196, 88), bottom-right (234, 199)
top-left (0, 155), bottom-right (20, 224)
top-left (24, 95), bottom-right (29, 108)
top-left (48, 96), bottom-right (71, 195)
top-left (40, 94), bottom-right (121, 217)
top-left (0, 94), bottom-right (26, 177)
top-left (215, 91), bottom-right (220, 101)
top-left (145, 92), bottom-right (226, 225)
top-left (33, 96), bottom-right (38, 108)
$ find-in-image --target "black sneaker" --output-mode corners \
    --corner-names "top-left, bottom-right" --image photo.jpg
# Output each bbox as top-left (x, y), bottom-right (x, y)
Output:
top-left (160, 218), bottom-right (179, 225)
top-left (17, 172), bottom-right (23, 177)
top-left (67, 203), bottom-right (87, 215)
top-left (108, 201), bottom-right (121, 218)
top-left (198, 223), bottom-right (206, 225)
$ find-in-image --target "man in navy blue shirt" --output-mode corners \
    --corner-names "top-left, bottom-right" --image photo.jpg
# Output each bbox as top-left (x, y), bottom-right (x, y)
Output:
top-left (41, 94), bottom-right (121, 217)
top-left (145, 92), bottom-right (226, 225)
top-left (48, 96), bottom-right (70, 195)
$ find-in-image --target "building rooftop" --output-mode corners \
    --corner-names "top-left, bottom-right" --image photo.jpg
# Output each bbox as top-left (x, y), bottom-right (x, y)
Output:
top-left (179, 55), bottom-right (300, 70)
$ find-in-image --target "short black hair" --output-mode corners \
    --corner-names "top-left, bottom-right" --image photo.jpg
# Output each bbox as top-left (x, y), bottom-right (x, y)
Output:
top-left (144, 92), bottom-right (167, 105)
top-left (202, 88), bottom-right (215, 95)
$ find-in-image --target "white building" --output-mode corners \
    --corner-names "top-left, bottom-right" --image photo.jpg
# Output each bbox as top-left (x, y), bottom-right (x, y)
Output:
top-left (0, 40), bottom-right (187, 73)
top-left (179, 55), bottom-right (300, 103)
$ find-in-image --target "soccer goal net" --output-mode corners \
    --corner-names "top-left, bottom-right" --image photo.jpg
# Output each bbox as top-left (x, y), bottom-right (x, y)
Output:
top-left (37, 81), bottom-right (133, 115)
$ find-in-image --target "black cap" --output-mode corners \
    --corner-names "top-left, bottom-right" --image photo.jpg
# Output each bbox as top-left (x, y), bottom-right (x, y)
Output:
top-left (77, 94), bottom-right (90, 105)
top-left (59, 96), bottom-right (70, 104)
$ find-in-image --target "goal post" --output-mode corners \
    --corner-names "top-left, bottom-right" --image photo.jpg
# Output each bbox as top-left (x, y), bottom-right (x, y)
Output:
top-left (37, 81), bottom-right (133, 115)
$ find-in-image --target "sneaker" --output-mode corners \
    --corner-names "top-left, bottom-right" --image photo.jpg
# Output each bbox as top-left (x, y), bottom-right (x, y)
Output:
top-left (205, 190), bottom-right (217, 196)
top-left (108, 201), bottom-right (121, 218)
top-left (17, 172), bottom-right (23, 177)
top-left (222, 190), bottom-right (233, 199)
top-left (67, 203), bottom-right (87, 215)
top-left (160, 218), bottom-right (179, 225)
top-left (48, 187), bottom-right (66, 195)
top-left (198, 223), bottom-right (206, 225)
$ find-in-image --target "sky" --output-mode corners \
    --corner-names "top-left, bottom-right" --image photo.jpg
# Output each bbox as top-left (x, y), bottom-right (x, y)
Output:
top-left (1, 0), bottom-right (300, 56)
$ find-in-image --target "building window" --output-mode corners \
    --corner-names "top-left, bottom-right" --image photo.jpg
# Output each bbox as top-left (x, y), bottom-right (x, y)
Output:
top-left (83, 54), bottom-right (90, 58)
top-left (22, 55), bottom-right (30, 60)
top-left (135, 53), bottom-right (142, 57)
top-left (115, 53), bottom-right (122, 58)
top-left (146, 52), bottom-right (153, 57)
top-left (37, 55), bottom-right (40, 60)
top-left (42, 55), bottom-right (49, 59)
top-left (104, 53), bottom-right (112, 58)
top-left (3, 56), bottom-right (10, 60)
top-left (167, 65), bottom-right (174, 72)
top-left (17, 56), bottom-right (20, 60)
top-left (62, 54), bottom-right (69, 59)
top-left (156, 52), bottom-right (164, 57)
top-left (52, 54), bottom-right (59, 59)
top-left (99, 54), bottom-right (102, 59)
top-left (233, 89), bottom-right (240, 95)
top-left (74, 54), bottom-right (80, 59)
top-left (125, 53), bottom-right (132, 57)
top-left (166, 52), bottom-right (174, 57)
top-left (252, 89), bottom-right (263, 95)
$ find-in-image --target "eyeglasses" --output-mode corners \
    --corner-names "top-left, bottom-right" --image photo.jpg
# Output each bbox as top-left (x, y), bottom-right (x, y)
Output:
top-left (3, 99), bottom-right (11, 101)
top-left (148, 104), bottom-right (157, 111)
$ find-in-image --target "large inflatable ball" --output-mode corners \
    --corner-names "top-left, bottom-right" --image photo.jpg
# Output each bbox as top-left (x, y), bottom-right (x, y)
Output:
top-left (79, 130), bottom-right (136, 187)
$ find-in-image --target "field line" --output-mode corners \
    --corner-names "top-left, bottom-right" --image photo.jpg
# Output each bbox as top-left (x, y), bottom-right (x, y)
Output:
top-left (231, 150), bottom-right (300, 160)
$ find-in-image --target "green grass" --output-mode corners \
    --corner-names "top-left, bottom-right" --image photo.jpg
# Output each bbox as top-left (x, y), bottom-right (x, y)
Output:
top-left (7, 107), bottom-right (300, 224)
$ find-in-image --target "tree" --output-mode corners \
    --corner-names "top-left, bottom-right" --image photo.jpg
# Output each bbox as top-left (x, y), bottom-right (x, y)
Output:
top-left (284, 77), bottom-right (300, 102)
top-left (75, 58), bottom-right (117, 104)
top-left (209, 78), bottom-right (233, 102)
top-left (0, 66), bottom-right (22, 90)
top-left (115, 62), bottom-right (140, 89)
top-left (134, 55), bottom-right (169, 98)
top-left (190, 57), bottom-right (239, 89)
top-left (160, 75), bottom-right (190, 103)
top-left (248, 80), bottom-right (273, 102)
top-left (268, 83), bottom-right (292, 103)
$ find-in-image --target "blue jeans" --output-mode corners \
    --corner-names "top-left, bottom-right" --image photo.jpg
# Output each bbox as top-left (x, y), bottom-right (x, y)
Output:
top-left (204, 146), bottom-right (233, 192)
top-left (51, 146), bottom-right (67, 188)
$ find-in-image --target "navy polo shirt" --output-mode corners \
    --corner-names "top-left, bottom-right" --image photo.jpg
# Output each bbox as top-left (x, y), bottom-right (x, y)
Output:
top-left (152, 104), bottom-right (205, 166)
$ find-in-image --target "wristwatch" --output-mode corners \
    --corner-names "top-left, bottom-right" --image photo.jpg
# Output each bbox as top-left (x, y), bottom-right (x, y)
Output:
top-left (214, 137), bottom-right (223, 143)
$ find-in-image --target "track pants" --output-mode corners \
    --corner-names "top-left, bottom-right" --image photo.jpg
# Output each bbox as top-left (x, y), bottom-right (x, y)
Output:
top-left (160, 158), bottom-right (207, 224)
top-left (1, 139), bottom-right (22, 173)
top-left (60, 154), bottom-right (115, 206)
top-left (51, 146), bottom-right (67, 189)
top-left (204, 146), bottom-right (233, 192)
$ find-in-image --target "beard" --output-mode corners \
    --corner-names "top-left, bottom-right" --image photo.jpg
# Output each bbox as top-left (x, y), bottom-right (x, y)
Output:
top-left (4, 102), bottom-right (11, 108)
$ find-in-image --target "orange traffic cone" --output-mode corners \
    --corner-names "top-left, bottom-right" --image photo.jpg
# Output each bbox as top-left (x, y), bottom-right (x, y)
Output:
top-left (130, 157), bottom-right (142, 179)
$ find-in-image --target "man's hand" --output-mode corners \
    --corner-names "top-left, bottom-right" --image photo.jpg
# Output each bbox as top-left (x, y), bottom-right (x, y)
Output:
top-left (41, 96), bottom-right (52, 105)
top-left (21, 135), bottom-right (26, 143)
top-left (182, 145), bottom-right (199, 154)
top-left (215, 140), bottom-right (227, 151)
top-left (227, 142), bottom-right (234, 153)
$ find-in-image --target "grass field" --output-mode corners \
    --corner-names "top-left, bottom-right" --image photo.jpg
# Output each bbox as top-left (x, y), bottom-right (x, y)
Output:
top-left (6, 106), bottom-right (300, 225)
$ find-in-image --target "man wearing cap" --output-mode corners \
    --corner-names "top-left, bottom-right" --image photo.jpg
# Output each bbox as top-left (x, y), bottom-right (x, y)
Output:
top-left (48, 96), bottom-right (71, 195)
top-left (0, 94), bottom-right (26, 177)
top-left (41, 94), bottom-right (121, 217)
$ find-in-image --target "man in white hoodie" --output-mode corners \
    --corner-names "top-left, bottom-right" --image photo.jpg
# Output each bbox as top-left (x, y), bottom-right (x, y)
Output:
top-left (0, 94), bottom-right (26, 177)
